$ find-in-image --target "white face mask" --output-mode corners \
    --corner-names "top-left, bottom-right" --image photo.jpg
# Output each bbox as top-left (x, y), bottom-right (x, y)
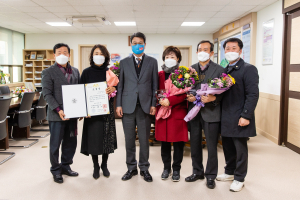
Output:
top-left (197, 52), bottom-right (210, 62)
top-left (164, 59), bottom-right (177, 68)
top-left (225, 52), bottom-right (240, 62)
top-left (55, 54), bottom-right (69, 65)
top-left (93, 55), bottom-right (105, 65)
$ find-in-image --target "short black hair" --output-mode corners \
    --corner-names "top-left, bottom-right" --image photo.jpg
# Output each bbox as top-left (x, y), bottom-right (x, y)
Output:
top-left (130, 32), bottom-right (146, 43)
top-left (53, 43), bottom-right (70, 54)
top-left (197, 40), bottom-right (214, 52)
top-left (223, 38), bottom-right (243, 50)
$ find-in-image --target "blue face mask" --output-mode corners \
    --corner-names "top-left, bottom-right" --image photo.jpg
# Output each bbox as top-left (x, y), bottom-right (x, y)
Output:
top-left (131, 44), bottom-right (145, 55)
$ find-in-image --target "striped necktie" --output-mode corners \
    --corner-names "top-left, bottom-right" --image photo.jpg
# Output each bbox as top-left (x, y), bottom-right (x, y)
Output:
top-left (136, 58), bottom-right (141, 68)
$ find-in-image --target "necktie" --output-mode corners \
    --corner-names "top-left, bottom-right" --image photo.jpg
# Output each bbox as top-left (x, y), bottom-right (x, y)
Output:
top-left (136, 58), bottom-right (141, 68)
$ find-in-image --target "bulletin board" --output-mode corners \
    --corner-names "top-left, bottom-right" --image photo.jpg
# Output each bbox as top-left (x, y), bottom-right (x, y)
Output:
top-left (218, 25), bottom-right (253, 68)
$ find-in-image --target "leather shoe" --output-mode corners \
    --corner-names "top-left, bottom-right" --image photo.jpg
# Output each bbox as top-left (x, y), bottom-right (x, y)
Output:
top-left (62, 170), bottom-right (79, 177)
top-left (101, 165), bottom-right (110, 177)
top-left (206, 178), bottom-right (216, 189)
top-left (140, 170), bottom-right (153, 182)
top-left (122, 170), bottom-right (138, 181)
top-left (172, 171), bottom-right (180, 182)
top-left (161, 169), bottom-right (172, 180)
top-left (53, 174), bottom-right (63, 184)
top-left (185, 174), bottom-right (204, 182)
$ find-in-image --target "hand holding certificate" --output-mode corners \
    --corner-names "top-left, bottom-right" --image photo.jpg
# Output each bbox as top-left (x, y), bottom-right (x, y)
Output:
top-left (62, 81), bottom-right (110, 118)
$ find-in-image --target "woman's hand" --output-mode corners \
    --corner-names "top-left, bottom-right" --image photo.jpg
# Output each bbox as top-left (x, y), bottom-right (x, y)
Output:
top-left (159, 98), bottom-right (170, 107)
top-left (106, 87), bottom-right (116, 95)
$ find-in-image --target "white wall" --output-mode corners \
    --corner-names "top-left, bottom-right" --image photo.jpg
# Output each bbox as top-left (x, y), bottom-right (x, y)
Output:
top-left (256, 0), bottom-right (283, 96)
top-left (25, 33), bottom-right (212, 70)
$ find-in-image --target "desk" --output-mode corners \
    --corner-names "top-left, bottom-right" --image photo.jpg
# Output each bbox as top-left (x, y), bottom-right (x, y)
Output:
top-left (0, 92), bottom-right (40, 149)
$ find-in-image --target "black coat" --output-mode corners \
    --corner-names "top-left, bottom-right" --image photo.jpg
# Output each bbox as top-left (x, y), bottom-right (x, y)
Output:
top-left (221, 59), bottom-right (259, 137)
top-left (80, 65), bottom-right (117, 155)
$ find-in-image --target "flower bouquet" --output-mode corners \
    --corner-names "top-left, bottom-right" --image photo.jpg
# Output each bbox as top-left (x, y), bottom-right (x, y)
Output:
top-left (156, 66), bottom-right (199, 120)
top-left (0, 70), bottom-right (10, 84)
top-left (184, 73), bottom-right (235, 122)
top-left (13, 86), bottom-right (32, 98)
top-left (170, 66), bottom-right (199, 89)
top-left (109, 61), bottom-right (120, 77)
top-left (106, 64), bottom-right (119, 99)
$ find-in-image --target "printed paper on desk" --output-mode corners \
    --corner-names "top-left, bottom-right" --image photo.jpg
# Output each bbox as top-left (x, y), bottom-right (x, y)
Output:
top-left (62, 84), bottom-right (87, 118)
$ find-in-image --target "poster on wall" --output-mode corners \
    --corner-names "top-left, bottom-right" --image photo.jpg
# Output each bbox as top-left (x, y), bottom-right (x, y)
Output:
top-left (262, 19), bottom-right (275, 65)
top-left (241, 29), bottom-right (251, 63)
top-left (110, 54), bottom-right (121, 63)
top-left (213, 42), bottom-right (218, 63)
top-left (219, 34), bottom-right (241, 68)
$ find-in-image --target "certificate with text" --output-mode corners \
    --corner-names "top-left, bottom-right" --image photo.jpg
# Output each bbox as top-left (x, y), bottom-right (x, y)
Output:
top-left (85, 82), bottom-right (110, 116)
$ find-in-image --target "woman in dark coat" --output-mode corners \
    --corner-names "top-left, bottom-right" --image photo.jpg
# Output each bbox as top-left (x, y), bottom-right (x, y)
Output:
top-left (155, 46), bottom-right (188, 182)
top-left (80, 44), bottom-right (118, 179)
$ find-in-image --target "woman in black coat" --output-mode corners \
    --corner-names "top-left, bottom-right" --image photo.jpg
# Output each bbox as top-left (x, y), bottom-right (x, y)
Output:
top-left (80, 44), bottom-right (118, 179)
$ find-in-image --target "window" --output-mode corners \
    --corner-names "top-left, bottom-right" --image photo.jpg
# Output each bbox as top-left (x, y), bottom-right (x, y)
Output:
top-left (0, 26), bottom-right (24, 83)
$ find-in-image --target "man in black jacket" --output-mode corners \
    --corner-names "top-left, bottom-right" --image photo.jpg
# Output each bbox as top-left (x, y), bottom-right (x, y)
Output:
top-left (185, 40), bottom-right (225, 189)
top-left (216, 38), bottom-right (259, 192)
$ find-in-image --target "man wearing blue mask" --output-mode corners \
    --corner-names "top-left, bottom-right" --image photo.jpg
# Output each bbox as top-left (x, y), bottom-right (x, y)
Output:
top-left (116, 32), bottom-right (158, 182)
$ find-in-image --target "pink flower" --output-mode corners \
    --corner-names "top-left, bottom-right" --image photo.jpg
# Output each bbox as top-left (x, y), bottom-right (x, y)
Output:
top-left (217, 82), bottom-right (224, 88)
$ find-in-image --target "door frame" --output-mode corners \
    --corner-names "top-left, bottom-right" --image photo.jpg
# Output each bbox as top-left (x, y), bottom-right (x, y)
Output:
top-left (279, 7), bottom-right (300, 154)
top-left (78, 44), bottom-right (95, 73)
top-left (163, 45), bottom-right (192, 67)
top-left (78, 44), bottom-right (107, 73)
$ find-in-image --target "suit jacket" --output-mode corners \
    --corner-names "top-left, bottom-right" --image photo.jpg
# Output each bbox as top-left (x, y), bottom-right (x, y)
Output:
top-left (221, 58), bottom-right (259, 137)
top-left (188, 61), bottom-right (225, 123)
top-left (116, 54), bottom-right (158, 114)
top-left (41, 63), bottom-right (80, 121)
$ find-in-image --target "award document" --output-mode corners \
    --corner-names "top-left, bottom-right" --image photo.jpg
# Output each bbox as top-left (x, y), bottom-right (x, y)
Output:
top-left (85, 82), bottom-right (110, 116)
top-left (62, 84), bottom-right (87, 119)
top-left (62, 81), bottom-right (110, 118)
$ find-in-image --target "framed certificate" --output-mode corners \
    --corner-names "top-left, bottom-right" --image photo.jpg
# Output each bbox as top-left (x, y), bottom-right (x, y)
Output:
top-left (85, 82), bottom-right (110, 116)
top-left (62, 81), bottom-right (110, 118)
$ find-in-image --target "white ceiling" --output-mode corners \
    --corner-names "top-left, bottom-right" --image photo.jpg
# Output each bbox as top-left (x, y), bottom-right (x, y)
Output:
top-left (0, 0), bottom-right (278, 34)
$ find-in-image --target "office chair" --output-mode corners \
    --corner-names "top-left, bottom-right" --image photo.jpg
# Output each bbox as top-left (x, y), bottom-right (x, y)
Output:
top-left (0, 97), bottom-right (15, 164)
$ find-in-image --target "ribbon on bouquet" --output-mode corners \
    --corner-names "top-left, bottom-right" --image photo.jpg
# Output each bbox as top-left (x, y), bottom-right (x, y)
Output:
top-left (184, 83), bottom-right (229, 122)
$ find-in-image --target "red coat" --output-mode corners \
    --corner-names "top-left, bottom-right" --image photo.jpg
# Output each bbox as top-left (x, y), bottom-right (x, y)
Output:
top-left (155, 71), bottom-right (189, 142)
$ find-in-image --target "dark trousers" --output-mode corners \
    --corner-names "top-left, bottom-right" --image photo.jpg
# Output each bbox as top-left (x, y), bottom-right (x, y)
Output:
top-left (222, 137), bottom-right (248, 182)
top-left (49, 121), bottom-right (77, 175)
top-left (161, 141), bottom-right (185, 172)
top-left (122, 104), bottom-right (151, 171)
top-left (189, 113), bottom-right (220, 179)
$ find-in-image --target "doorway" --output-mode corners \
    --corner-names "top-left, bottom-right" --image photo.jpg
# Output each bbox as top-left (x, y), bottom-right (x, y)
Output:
top-left (164, 45), bottom-right (192, 67)
top-left (280, 9), bottom-right (300, 154)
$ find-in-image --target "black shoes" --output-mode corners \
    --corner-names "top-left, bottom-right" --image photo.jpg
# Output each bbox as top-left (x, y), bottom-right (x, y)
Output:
top-left (185, 174), bottom-right (205, 182)
top-left (122, 170), bottom-right (138, 181)
top-left (140, 170), bottom-right (153, 182)
top-left (206, 178), bottom-right (216, 189)
top-left (53, 174), bottom-right (63, 184)
top-left (101, 164), bottom-right (110, 177)
top-left (161, 169), bottom-right (172, 180)
top-left (62, 169), bottom-right (79, 177)
top-left (172, 171), bottom-right (180, 182)
top-left (93, 166), bottom-right (100, 179)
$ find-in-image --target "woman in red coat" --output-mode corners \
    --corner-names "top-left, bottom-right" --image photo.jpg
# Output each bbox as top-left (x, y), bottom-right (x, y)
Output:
top-left (155, 46), bottom-right (188, 182)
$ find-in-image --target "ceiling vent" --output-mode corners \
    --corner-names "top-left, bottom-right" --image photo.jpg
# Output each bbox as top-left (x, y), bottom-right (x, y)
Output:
top-left (66, 16), bottom-right (111, 27)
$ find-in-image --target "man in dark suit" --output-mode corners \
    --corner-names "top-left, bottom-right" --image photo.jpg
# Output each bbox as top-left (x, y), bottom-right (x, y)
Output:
top-left (42, 43), bottom-right (80, 184)
top-left (185, 40), bottom-right (225, 189)
top-left (216, 38), bottom-right (259, 192)
top-left (116, 32), bottom-right (158, 182)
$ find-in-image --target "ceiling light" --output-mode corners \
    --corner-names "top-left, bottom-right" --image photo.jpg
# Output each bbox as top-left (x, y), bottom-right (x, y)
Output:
top-left (46, 22), bottom-right (72, 26)
top-left (114, 22), bottom-right (136, 26)
top-left (181, 22), bottom-right (205, 26)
